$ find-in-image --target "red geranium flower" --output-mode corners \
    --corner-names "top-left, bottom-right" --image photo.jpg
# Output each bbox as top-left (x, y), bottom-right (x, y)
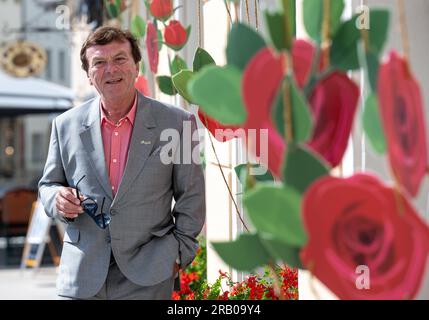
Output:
top-left (146, 21), bottom-right (159, 73)
top-left (149, 0), bottom-right (173, 21)
top-left (164, 20), bottom-right (188, 51)
top-left (301, 173), bottom-right (429, 299)
top-left (307, 72), bottom-right (360, 167)
top-left (378, 51), bottom-right (428, 197)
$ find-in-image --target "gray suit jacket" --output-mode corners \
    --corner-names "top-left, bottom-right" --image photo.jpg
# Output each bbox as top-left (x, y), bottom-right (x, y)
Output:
top-left (38, 92), bottom-right (205, 298)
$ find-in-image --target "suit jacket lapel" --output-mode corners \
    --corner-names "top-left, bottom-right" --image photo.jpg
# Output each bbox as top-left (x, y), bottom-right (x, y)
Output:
top-left (79, 97), bottom-right (113, 200)
top-left (113, 93), bottom-right (156, 204)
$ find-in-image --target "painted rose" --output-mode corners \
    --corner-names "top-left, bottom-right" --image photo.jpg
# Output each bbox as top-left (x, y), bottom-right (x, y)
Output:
top-left (307, 72), bottom-right (360, 167)
top-left (145, 21), bottom-right (159, 73)
top-left (135, 74), bottom-right (151, 97)
top-left (242, 47), bottom-right (286, 177)
top-left (198, 110), bottom-right (238, 143)
top-left (164, 20), bottom-right (188, 51)
top-left (301, 173), bottom-right (429, 300)
top-left (292, 39), bottom-right (315, 88)
top-left (149, 0), bottom-right (173, 21)
top-left (378, 51), bottom-right (428, 197)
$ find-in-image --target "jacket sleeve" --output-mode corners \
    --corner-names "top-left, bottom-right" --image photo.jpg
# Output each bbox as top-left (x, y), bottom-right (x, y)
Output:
top-left (38, 118), bottom-right (69, 224)
top-left (172, 113), bottom-right (206, 269)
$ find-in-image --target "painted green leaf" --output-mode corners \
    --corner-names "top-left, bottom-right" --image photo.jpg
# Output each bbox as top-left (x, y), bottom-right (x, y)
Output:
top-left (244, 184), bottom-right (307, 247)
top-left (226, 23), bottom-right (266, 70)
top-left (212, 233), bottom-right (271, 272)
top-left (264, 11), bottom-right (288, 51)
top-left (259, 235), bottom-right (304, 269)
top-left (363, 93), bottom-right (386, 154)
top-left (281, 0), bottom-right (296, 40)
top-left (272, 78), bottom-right (313, 143)
top-left (171, 55), bottom-right (188, 75)
top-left (156, 76), bottom-right (176, 96)
top-left (188, 65), bottom-right (247, 125)
top-left (140, 60), bottom-right (146, 74)
top-left (265, 0), bottom-right (296, 50)
top-left (330, 16), bottom-right (361, 70)
top-left (105, 0), bottom-right (119, 19)
top-left (365, 51), bottom-right (380, 92)
top-left (193, 47), bottom-right (216, 72)
top-left (131, 15), bottom-right (146, 38)
top-left (172, 69), bottom-right (194, 103)
top-left (331, 9), bottom-right (390, 71)
top-left (289, 78), bottom-right (313, 143)
top-left (235, 163), bottom-right (274, 190)
top-left (157, 28), bottom-right (163, 51)
top-left (303, 0), bottom-right (344, 43)
top-left (283, 145), bottom-right (330, 194)
top-left (366, 9), bottom-right (390, 56)
top-left (115, 0), bottom-right (121, 10)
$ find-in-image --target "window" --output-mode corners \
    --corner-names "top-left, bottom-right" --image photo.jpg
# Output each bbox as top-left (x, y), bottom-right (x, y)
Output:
top-left (45, 49), bottom-right (52, 80)
top-left (31, 133), bottom-right (44, 164)
top-left (58, 50), bottom-right (65, 82)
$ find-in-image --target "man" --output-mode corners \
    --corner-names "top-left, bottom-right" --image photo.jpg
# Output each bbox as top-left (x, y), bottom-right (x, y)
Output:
top-left (38, 26), bottom-right (205, 300)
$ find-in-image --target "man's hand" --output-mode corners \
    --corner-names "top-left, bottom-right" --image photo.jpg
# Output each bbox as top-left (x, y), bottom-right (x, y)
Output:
top-left (55, 187), bottom-right (84, 219)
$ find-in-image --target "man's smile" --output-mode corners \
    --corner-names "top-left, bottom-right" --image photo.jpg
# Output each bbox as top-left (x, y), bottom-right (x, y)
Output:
top-left (105, 77), bottom-right (123, 85)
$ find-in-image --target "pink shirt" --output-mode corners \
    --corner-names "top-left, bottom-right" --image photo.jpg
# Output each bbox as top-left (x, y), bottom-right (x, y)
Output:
top-left (100, 96), bottom-right (137, 196)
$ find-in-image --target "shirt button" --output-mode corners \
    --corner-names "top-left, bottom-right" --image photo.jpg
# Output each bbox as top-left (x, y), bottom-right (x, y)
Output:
top-left (114, 132), bottom-right (119, 136)
top-left (112, 159), bottom-right (117, 163)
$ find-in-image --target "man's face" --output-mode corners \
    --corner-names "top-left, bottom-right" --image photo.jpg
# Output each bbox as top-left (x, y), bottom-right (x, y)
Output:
top-left (86, 40), bottom-right (139, 102)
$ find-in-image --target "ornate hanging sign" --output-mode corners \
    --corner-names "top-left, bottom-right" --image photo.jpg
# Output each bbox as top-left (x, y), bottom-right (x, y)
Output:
top-left (0, 40), bottom-right (47, 78)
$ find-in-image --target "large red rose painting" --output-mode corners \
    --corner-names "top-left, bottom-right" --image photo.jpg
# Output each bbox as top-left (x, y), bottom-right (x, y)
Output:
top-left (301, 174), bottom-right (429, 299)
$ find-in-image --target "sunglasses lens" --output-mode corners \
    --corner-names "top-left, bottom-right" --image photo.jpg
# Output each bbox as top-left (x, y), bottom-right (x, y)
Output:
top-left (81, 196), bottom-right (110, 229)
top-left (82, 199), bottom-right (98, 215)
top-left (94, 214), bottom-right (111, 229)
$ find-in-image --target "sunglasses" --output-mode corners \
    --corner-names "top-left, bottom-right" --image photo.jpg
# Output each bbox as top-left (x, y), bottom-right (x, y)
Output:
top-left (75, 175), bottom-right (111, 229)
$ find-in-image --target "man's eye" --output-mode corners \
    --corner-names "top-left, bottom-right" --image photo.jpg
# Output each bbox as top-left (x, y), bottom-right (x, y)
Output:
top-left (94, 61), bottom-right (105, 66)
top-left (116, 57), bottom-right (126, 62)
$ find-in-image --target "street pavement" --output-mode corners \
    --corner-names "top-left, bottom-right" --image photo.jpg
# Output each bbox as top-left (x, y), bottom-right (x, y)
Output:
top-left (0, 267), bottom-right (57, 300)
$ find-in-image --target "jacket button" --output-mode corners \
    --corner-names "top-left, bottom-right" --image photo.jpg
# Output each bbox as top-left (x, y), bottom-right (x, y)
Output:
top-left (110, 209), bottom-right (117, 216)
top-left (106, 236), bottom-right (111, 243)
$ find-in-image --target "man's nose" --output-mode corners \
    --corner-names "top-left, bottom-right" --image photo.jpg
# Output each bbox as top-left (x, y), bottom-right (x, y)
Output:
top-left (104, 60), bottom-right (120, 73)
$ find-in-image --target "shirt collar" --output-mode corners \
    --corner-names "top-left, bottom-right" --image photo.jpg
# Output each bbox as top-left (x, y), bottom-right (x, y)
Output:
top-left (100, 94), bottom-right (138, 126)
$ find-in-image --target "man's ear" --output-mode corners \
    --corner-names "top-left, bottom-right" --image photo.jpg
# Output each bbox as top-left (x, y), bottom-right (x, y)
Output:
top-left (87, 73), bottom-right (93, 86)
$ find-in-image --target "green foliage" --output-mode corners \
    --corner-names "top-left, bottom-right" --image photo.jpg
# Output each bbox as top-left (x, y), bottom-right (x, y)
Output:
top-left (157, 75), bottom-right (176, 95)
top-left (363, 93), bottom-right (386, 154)
top-left (131, 15), bottom-right (146, 38)
top-left (188, 65), bottom-right (247, 125)
top-left (170, 55), bottom-right (188, 75)
top-left (303, 0), bottom-right (344, 43)
top-left (193, 48), bottom-right (216, 72)
top-left (226, 23), bottom-right (266, 70)
top-left (212, 233), bottom-right (272, 272)
top-left (273, 78), bottom-right (313, 143)
top-left (283, 145), bottom-right (330, 194)
top-left (172, 69), bottom-right (194, 103)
